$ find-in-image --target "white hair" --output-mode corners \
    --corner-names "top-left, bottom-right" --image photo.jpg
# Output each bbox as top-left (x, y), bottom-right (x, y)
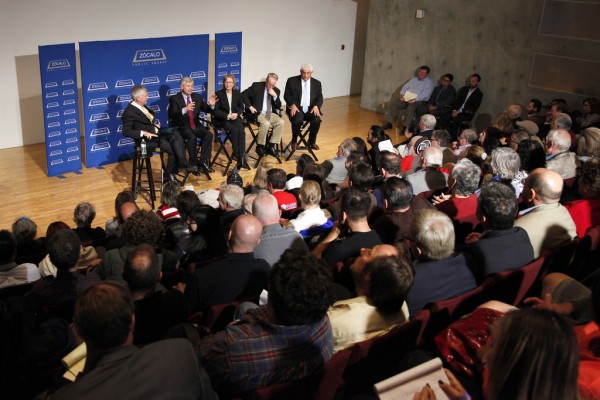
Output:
top-left (420, 114), bottom-right (437, 130)
top-left (301, 64), bottom-right (313, 72)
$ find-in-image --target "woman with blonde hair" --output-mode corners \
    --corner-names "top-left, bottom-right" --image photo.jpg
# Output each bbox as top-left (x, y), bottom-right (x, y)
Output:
top-left (577, 127), bottom-right (600, 158)
top-left (288, 180), bottom-right (330, 232)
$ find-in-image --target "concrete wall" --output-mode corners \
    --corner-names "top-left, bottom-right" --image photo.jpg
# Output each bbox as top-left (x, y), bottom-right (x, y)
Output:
top-left (361, 0), bottom-right (600, 129)
top-left (0, 0), bottom-right (357, 149)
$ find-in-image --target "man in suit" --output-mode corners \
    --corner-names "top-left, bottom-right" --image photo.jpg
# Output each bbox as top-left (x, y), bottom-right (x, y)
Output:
top-left (122, 85), bottom-right (197, 180)
top-left (169, 77), bottom-right (216, 174)
top-left (242, 73), bottom-right (284, 157)
top-left (284, 63), bottom-right (324, 150)
top-left (450, 74), bottom-right (484, 137)
top-left (41, 282), bottom-right (217, 399)
top-left (417, 73), bottom-right (456, 122)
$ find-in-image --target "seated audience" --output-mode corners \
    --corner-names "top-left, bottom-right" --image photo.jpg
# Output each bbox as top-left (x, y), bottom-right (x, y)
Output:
top-left (366, 125), bottom-right (391, 172)
top-left (122, 244), bottom-right (189, 345)
top-left (105, 190), bottom-right (136, 236)
top-left (464, 181), bottom-right (534, 278)
top-left (285, 153), bottom-right (315, 193)
top-left (488, 147), bottom-right (523, 197)
top-left (372, 151), bottom-right (403, 208)
top-left (179, 205), bottom-right (227, 265)
top-left (434, 158), bottom-right (481, 245)
top-left (577, 97), bottom-right (600, 131)
top-left (372, 177), bottom-right (433, 244)
top-left (516, 138), bottom-right (546, 182)
top-left (564, 158), bottom-right (600, 238)
top-left (328, 247), bottom-right (412, 352)
top-left (405, 209), bottom-right (477, 315)
top-left (97, 210), bottom-right (178, 282)
top-left (217, 183), bottom-right (245, 233)
top-left (415, 307), bottom-right (579, 400)
top-left (185, 214), bottom-right (270, 312)
top-left (329, 161), bottom-right (377, 220)
top-left (0, 230), bottom-right (40, 288)
top-left (72, 202), bottom-right (106, 244)
top-left (40, 282), bottom-right (217, 399)
top-left (12, 217), bottom-right (45, 262)
top-left (431, 129), bottom-right (457, 165)
top-left (267, 168), bottom-right (298, 212)
top-left (156, 181), bottom-right (182, 222)
top-left (451, 129), bottom-right (478, 157)
top-left (406, 146), bottom-right (449, 196)
top-left (253, 192), bottom-right (308, 267)
top-left (288, 180), bottom-right (330, 232)
top-left (525, 98), bottom-right (545, 128)
top-left (515, 168), bottom-right (577, 258)
top-left (326, 138), bottom-right (357, 185)
top-left (38, 221), bottom-right (99, 278)
top-left (577, 127), bottom-right (600, 159)
top-left (313, 188), bottom-right (382, 265)
top-left (198, 249), bottom-right (333, 395)
top-left (27, 230), bottom-right (100, 323)
top-left (545, 129), bottom-right (578, 179)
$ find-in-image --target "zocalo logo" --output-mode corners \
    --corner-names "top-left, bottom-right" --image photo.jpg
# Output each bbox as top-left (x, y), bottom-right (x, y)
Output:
top-left (88, 82), bottom-right (109, 91)
top-left (48, 121), bottom-right (60, 128)
top-left (47, 102), bottom-right (59, 108)
top-left (89, 98), bottom-right (109, 107)
top-left (90, 142), bottom-right (111, 152)
top-left (63, 89), bottom-right (75, 96)
top-left (50, 150), bottom-right (63, 156)
top-left (67, 156), bottom-right (80, 162)
top-left (62, 79), bottom-right (75, 86)
top-left (65, 128), bottom-right (78, 135)
top-left (47, 112), bottom-right (60, 118)
top-left (220, 45), bottom-right (238, 53)
top-left (90, 127), bottom-right (110, 137)
top-left (133, 49), bottom-right (167, 63)
top-left (67, 146), bottom-right (79, 153)
top-left (49, 140), bottom-right (62, 147)
top-left (47, 59), bottom-right (70, 70)
top-left (118, 138), bottom-right (135, 147)
top-left (65, 119), bottom-right (77, 125)
top-left (191, 71), bottom-right (206, 79)
top-left (89, 113), bottom-right (109, 122)
top-left (50, 159), bottom-right (64, 166)
top-left (115, 79), bottom-right (135, 88)
top-left (45, 82), bottom-right (58, 88)
top-left (48, 131), bottom-right (61, 138)
top-left (65, 137), bottom-right (78, 144)
top-left (166, 74), bottom-right (182, 82)
top-left (116, 95), bottom-right (132, 103)
top-left (141, 76), bottom-right (160, 85)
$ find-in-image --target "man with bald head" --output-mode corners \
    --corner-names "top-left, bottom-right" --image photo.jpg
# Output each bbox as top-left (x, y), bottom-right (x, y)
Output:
top-left (327, 245), bottom-right (413, 351)
top-left (515, 168), bottom-right (577, 258)
top-left (545, 129), bottom-right (578, 179)
top-left (184, 214), bottom-right (270, 311)
top-left (253, 192), bottom-right (308, 266)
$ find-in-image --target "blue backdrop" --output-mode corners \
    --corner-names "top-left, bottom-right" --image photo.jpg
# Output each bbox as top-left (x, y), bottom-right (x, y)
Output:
top-left (38, 43), bottom-right (82, 177)
top-left (79, 35), bottom-right (209, 168)
top-left (214, 32), bottom-right (242, 92)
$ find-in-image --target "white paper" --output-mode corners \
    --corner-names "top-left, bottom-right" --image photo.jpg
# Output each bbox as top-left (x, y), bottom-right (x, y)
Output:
top-left (374, 357), bottom-right (448, 400)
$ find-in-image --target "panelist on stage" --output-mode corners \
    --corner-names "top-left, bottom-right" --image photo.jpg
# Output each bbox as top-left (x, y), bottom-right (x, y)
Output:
top-left (168, 77), bottom-right (216, 174)
top-left (213, 74), bottom-right (249, 170)
top-left (121, 85), bottom-right (197, 181)
top-left (284, 63), bottom-right (323, 150)
top-left (242, 73), bottom-right (284, 158)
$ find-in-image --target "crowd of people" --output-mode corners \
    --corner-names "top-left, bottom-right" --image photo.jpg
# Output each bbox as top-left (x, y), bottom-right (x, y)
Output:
top-left (1, 72), bottom-right (599, 399)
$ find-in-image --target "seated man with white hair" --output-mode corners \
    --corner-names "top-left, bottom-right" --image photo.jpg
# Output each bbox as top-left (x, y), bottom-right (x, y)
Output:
top-left (545, 129), bottom-right (578, 179)
top-left (406, 146), bottom-right (449, 195)
top-left (405, 209), bottom-right (477, 316)
top-left (417, 114), bottom-right (436, 139)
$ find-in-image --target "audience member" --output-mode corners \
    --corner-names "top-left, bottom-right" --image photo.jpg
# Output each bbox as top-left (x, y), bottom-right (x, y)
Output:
top-left (253, 192), bottom-right (308, 267)
top-left (267, 168), bottom-right (298, 212)
top-left (328, 251), bottom-right (412, 351)
top-left (198, 249), bottom-right (333, 395)
top-left (217, 183), bottom-right (245, 233)
top-left (406, 209), bottom-right (477, 315)
top-left (516, 139), bottom-right (546, 177)
top-left (122, 244), bottom-right (189, 345)
top-left (0, 230), bottom-right (40, 288)
top-left (329, 162), bottom-right (377, 220)
top-left (431, 129), bottom-right (457, 165)
top-left (41, 282), bottom-right (217, 399)
top-left (12, 217), bottom-right (45, 261)
top-left (372, 177), bottom-right (433, 244)
top-left (526, 98), bottom-right (545, 127)
top-left (434, 158), bottom-right (481, 245)
top-left (326, 138), bottom-right (358, 185)
top-left (488, 147), bottom-right (523, 197)
top-left (450, 74), bottom-right (483, 136)
top-left (105, 190), bottom-right (136, 236)
top-left (185, 214), bottom-right (270, 312)
top-left (366, 125), bottom-right (390, 173)
top-left (288, 180), bottom-right (330, 232)
top-left (71, 202), bottom-right (106, 245)
top-left (577, 127), bottom-right (600, 159)
top-left (515, 168), bottom-right (577, 258)
top-left (156, 181), bottom-right (182, 222)
top-left (180, 204), bottom-right (228, 265)
top-left (382, 65), bottom-right (434, 131)
top-left (285, 153), bottom-right (315, 192)
top-left (372, 151), bottom-right (402, 208)
top-left (545, 129), bottom-right (577, 179)
top-left (406, 147), bottom-right (449, 196)
top-left (577, 97), bottom-right (600, 131)
top-left (465, 182), bottom-right (534, 278)
top-left (313, 188), bottom-right (382, 265)
top-left (451, 128), bottom-right (478, 157)
top-left (564, 158), bottom-right (600, 238)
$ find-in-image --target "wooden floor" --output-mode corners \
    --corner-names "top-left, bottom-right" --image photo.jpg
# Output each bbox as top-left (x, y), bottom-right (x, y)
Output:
top-left (0, 95), bottom-right (390, 233)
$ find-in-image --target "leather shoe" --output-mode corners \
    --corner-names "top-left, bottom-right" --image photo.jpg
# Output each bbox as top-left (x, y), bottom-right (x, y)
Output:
top-left (310, 143), bottom-right (320, 150)
top-left (256, 145), bottom-right (266, 157)
top-left (290, 142), bottom-right (298, 151)
top-left (198, 160), bottom-right (214, 173)
top-left (163, 173), bottom-right (177, 184)
top-left (237, 158), bottom-right (251, 170)
top-left (179, 163), bottom-right (198, 173)
top-left (266, 144), bottom-right (279, 157)
top-left (382, 122), bottom-right (393, 130)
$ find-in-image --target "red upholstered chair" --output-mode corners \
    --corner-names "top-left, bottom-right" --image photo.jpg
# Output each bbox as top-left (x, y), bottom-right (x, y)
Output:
top-left (513, 257), bottom-right (546, 306)
top-left (342, 316), bottom-right (426, 396)
top-left (567, 225), bottom-right (600, 282)
top-left (242, 348), bottom-right (351, 400)
top-left (540, 239), bottom-right (579, 276)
